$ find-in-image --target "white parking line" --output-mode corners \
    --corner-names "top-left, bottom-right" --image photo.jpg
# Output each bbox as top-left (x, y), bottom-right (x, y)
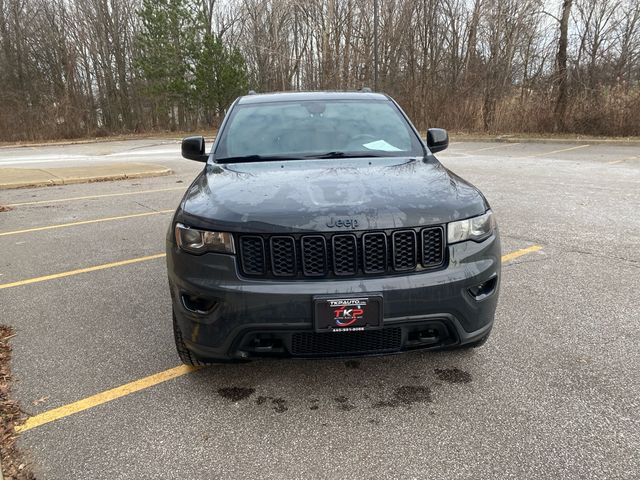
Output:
top-left (0, 148), bottom-right (178, 166)
top-left (464, 143), bottom-right (521, 154)
top-left (6, 186), bottom-right (185, 207)
top-left (525, 144), bottom-right (590, 158)
top-left (106, 149), bottom-right (177, 157)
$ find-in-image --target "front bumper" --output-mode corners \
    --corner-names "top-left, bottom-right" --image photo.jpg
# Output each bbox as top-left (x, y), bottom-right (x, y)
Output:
top-left (167, 232), bottom-right (501, 360)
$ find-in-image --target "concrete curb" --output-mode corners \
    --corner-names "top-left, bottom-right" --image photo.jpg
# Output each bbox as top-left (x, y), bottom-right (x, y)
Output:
top-left (0, 134), bottom-right (208, 149)
top-left (0, 136), bottom-right (181, 149)
top-left (0, 163), bottom-right (173, 190)
top-left (449, 135), bottom-right (640, 147)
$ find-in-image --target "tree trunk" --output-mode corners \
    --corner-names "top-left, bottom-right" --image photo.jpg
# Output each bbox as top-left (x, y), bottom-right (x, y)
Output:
top-left (554, 0), bottom-right (572, 132)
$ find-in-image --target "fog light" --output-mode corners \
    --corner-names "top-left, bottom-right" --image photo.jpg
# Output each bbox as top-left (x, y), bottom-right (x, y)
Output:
top-left (180, 294), bottom-right (218, 314)
top-left (468, 277), bottom-right (498, 300)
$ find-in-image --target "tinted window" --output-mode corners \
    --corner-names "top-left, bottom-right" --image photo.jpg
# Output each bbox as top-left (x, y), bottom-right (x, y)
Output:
top-left (215, 99), bottom-right (423, 160)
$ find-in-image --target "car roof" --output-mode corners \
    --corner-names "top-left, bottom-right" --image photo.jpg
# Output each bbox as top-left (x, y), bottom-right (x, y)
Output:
top-left (236, 91), bottom-right (390, 105)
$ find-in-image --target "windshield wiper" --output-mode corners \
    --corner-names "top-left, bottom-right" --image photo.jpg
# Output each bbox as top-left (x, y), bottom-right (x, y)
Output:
top-left (217, 154), bottom-right (300, 163)
top-left (304, 151), bottom-right (387, 159)
top-left (218, 151), bottom-right (392, 163)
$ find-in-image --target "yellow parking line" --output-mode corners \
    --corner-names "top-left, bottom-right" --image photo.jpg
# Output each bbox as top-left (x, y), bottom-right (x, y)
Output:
top-left (526, 144), bottom-right (589, 158)
top-left (465, 143), bottom-right (521, 153)
top-left (0, 245), bottom-right (542, 292)
top-left (608, 155), bottom-right (638, 165)
top-left (0, 253), bottom-right (165, 290)
top-left (12, 245), bottom-right (543, 433)
top-left (501, 244), bottom-right (543, 262)
top-left (16, 365), bottom-right (199, 433)
top-left (0, 210), bottom-right (173, 237)
top-left (6, 186), bottom-right (184, 207)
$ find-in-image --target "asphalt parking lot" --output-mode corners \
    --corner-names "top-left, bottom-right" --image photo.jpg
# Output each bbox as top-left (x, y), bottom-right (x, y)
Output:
top-left (1, 139), bottom-right (639, 479)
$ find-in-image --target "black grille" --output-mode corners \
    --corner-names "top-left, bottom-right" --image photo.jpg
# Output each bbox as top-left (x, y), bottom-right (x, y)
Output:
top-left (237, 227), bottom-right (444, 278)
top-left (291, 328), bottom-right (402, 356)
top-left (363, 232), bottom-right (387, 273)
top-left (270, 236), bottom-right (296, 276)
top-left (392, 230), bottom-right (417, 271)
top-left (239, 236), bottom-right (266, 275)
top-left (332, 234), bottom-right (357, 275)
top-left (301, 236), bottom-right (327, 276)
top-left (422, 227), bottom-right (445, 267)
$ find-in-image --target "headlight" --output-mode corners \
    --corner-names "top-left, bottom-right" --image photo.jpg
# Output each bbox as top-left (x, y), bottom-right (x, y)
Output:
top-left (175, 223), bottom-right (235, 254)
top-left (447, 210), bottom-right (496, 244)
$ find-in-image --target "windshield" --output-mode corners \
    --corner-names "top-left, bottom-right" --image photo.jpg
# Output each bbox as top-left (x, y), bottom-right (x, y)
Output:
top-left (214, 99), bottom-right (424, 162)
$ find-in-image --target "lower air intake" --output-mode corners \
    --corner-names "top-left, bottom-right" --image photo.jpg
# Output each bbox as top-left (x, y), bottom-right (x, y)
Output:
top-left (290, 328), bottom-right (402, 356)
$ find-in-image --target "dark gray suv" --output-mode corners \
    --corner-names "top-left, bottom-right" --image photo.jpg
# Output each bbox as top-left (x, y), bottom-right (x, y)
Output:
top-left (167, 91), bottom-right (500, 364)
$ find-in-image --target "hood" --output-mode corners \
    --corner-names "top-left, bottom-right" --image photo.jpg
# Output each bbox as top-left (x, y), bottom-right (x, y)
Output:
top-left (178, 156), bottom-right (488, 233)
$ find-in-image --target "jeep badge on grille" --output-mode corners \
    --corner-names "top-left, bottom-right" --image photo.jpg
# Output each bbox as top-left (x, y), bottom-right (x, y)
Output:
top-left (326, 217), bottom-right (359, 229)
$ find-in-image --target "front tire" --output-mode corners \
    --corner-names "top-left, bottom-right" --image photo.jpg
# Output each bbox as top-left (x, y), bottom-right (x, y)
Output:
top-left (172, 310), bottom-right (209, 366)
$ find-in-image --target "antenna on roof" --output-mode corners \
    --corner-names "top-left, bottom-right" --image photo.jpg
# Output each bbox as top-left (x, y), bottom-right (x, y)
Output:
top-left (247, 90), bottom-right (257, 95)
top-left (360, 87), bottom-right (372, 93)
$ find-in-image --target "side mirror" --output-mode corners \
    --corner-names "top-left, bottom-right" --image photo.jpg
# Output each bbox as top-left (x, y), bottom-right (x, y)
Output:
top-left (181, 136), bottom-right (208, 162)
top-left (426, 128), bottom-right (449, 153)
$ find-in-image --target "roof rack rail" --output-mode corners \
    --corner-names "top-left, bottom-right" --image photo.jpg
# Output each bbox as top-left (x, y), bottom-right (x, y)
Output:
top-left (247, 90), bottom-right (257, 95)
top-left (360, 87), bottom-right (372, 93)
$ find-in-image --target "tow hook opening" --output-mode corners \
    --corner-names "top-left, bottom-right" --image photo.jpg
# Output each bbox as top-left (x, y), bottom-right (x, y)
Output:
top-left (468, 276), bottom-right (498, 301)
top-left (405, 322), bottom-right (455, 348)
top-left (407, 328), bottom-right (440, 346)
top-left (251, 335), bottom-right (285, 353)
top-left (180, 293), bottom-right (219, 314)
top-left (239, 334), bottom-right (286, 356)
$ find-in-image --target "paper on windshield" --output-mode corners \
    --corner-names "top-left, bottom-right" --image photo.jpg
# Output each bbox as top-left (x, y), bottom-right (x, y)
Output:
top-left (362, 140), bottom-right (402, 152)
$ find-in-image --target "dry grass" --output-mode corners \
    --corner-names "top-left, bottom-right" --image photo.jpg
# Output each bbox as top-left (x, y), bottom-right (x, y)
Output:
top-left (0, 326), bottom-right (35, 480)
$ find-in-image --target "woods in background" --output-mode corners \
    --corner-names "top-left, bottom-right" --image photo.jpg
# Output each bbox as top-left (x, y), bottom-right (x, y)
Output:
top-left (0, 0), bottom-right (639, 142)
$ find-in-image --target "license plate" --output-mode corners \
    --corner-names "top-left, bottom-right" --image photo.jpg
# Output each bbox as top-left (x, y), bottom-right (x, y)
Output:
top-left (313, 295), bottom-right (383, 332)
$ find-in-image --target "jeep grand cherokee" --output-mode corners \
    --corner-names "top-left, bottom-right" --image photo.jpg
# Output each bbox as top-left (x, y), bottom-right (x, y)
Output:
top-left (167, 91), bottom-right (500, 364)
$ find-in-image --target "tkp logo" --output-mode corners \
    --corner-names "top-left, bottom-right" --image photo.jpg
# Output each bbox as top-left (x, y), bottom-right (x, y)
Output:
top-left (333, 305), bottom-right (364, 327)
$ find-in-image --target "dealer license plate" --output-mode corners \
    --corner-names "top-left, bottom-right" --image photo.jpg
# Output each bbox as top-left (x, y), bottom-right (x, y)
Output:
top-left (313, 295), bottom-right (383, 332)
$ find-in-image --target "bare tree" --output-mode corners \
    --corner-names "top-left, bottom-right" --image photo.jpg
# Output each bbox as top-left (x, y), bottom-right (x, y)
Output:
top-left (1, 0), bottom-right (639, 141)
top-left (554, 0), bottom-right (572, 131)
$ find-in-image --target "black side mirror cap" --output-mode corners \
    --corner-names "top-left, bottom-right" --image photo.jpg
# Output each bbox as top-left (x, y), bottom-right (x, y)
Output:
top-left (181, 136), bottom-right (208, 162)
top-left (426, 128), bottom-right (449, 153)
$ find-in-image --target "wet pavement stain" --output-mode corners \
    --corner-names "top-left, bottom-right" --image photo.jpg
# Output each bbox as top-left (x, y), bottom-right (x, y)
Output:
top-left (334, 395), bottom-right (356, 411)
top-left (344, 360), bottom-right (360, 369)
top-left (256, 395), bottom-right (288, 413)
top-left (272, 398), bottom-right (288, 413)
top-left (217, 387), bottom-right (255, 401)
top-left (434, 368), bottom-right (472, 384)
top-left (373, 385), bottom-right (432, 408)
